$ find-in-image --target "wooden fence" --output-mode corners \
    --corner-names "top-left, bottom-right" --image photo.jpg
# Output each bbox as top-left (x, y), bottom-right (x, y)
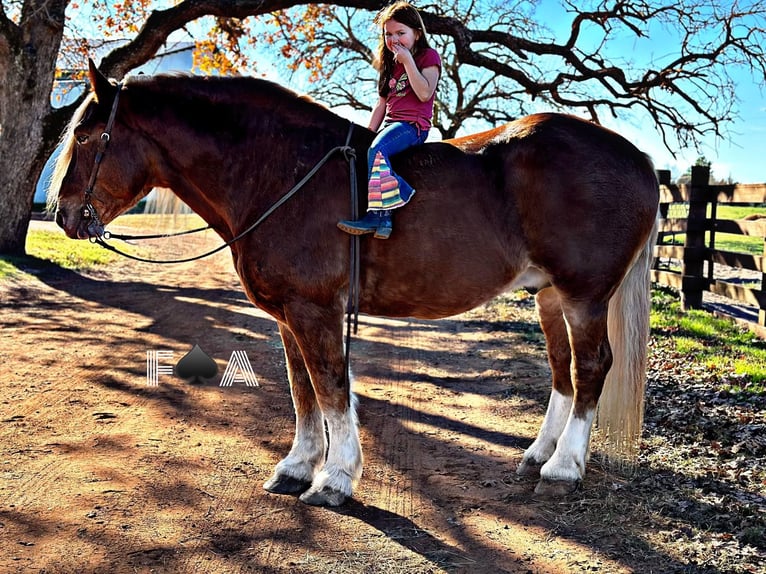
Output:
top-left (652, 165), bottom-right (766, 337)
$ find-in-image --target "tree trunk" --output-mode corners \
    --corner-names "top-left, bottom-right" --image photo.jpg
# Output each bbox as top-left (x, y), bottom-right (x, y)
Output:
top-left (0, 0), bottom-right (68, 255)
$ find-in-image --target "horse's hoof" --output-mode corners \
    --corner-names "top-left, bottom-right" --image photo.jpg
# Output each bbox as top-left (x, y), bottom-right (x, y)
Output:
top-left (263, 474), bottom-right (312, 495)
top-left (533, 478), bottom-right (581, 498)
top-left (299, 485), bottom-right (348, 507)
top-left (516, 459), bottom-right (542, 477)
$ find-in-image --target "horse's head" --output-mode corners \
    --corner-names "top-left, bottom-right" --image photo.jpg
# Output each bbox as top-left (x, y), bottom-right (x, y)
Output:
top-left (51, 60), bottom-right (153, 239)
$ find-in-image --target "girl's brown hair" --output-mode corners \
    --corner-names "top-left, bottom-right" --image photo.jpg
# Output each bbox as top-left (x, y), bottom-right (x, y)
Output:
top-left (373, 2), bottom-right (431, 97)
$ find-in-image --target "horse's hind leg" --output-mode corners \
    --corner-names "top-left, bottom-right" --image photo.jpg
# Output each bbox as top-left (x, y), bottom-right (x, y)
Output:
top-left (263, 323), bottom-right (327, 495)
top-left (517, 287), bottom-right (574, 476)
top-left (536, 296), bottom-right (612, 496)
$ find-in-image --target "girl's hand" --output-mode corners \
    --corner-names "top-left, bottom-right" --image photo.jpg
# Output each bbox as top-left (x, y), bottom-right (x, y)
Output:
top-left (392, 43), bottom-right (413, 64)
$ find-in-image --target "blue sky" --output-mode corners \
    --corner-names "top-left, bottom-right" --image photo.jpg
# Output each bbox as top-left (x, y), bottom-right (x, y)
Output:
top-left (68, 1), bottom-right (766, 184)
top-left (516, 0), bottom-right (766, 183)
top-left (237, 1), bottom-right (766, 183)
top-left (625, 81), bottom-right (765, 183)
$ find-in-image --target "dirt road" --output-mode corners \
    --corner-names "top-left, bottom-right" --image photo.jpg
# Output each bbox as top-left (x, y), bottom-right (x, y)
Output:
top-left (0, 221), bottom-right (745, 573)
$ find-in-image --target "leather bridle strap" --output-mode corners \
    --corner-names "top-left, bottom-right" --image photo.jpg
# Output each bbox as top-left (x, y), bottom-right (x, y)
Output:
top-left (81, 82), bottom-right (123, 229)
top-left (342, 124), bottom-right (361, 390)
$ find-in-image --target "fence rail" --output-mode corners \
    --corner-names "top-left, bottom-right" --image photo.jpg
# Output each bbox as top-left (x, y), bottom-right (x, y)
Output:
top-left (652, 165), bottom-right (766, 337)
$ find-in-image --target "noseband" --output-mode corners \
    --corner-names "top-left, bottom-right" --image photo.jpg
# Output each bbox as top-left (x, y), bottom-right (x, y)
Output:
top-left (81, 82), bottom-right (123, 238)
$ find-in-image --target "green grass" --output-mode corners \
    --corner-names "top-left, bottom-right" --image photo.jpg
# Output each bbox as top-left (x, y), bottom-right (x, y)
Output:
top-left (1, 214), bottom-right (205, 280)
top-left (0, 229), bottom-right (119, 280)
top-left (713, 205), bottom-right (764, 220)
top-left (661, 232), bottom-right (762, 255)
top-left (651, 286), bottom-right (766, 390)
top-left (662, 205), bottom-right (764, 255)
top-left (25, 229), bottom-right (118, 268)
top-left (0, 258), bottom-right (20, 280)
top-left (712, 233), bottom-right (763, 255)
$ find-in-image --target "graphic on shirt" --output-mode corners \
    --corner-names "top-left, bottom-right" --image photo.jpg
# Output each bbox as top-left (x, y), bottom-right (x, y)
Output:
top-left (388, 72), bottom-right (409, 97)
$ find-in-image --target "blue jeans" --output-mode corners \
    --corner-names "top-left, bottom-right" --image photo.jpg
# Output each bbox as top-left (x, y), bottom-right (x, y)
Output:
top-left (368, 122), bottom-right (428, 209)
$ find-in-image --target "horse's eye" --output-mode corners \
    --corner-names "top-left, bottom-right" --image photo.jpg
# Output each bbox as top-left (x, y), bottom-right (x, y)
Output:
top-left (76, 134), bottom-right (89, 144)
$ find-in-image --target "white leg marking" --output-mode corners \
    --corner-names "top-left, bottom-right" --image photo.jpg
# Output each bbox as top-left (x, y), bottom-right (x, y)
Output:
top-left (274, 406), bottom-right (325, 482)
top-left (309, 393), bottom-right (363, 497)
top-left (519, 389), bottom-right (572, 472)
top-left (540, 407), bottom-right (596, 483)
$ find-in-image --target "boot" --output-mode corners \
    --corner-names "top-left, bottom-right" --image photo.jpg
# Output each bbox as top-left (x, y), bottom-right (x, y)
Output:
top-left (373, 210), bottom-right (392, 239)
top-left (337, 210), bottom-right (392, 239)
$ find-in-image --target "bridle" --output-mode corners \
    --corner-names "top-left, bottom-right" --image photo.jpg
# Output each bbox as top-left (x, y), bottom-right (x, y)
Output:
top-left (80, 81), bottom-right (123, 238)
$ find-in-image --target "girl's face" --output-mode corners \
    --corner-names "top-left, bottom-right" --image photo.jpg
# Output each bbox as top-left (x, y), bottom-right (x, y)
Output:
top-left (383, 19), bottom-right (420, 53)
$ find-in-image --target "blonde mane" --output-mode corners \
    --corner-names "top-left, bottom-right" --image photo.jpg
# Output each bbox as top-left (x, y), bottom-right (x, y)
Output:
top-left (46, 94), bottom-right (95, 214)
top-left (143, 187), bottom-right (192, 216)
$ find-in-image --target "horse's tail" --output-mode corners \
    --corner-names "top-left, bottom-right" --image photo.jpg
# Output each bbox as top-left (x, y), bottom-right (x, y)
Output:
top-left (597, 211), bottom-right (659, 461)
top-left (143, 187), bottom-right (193, 215)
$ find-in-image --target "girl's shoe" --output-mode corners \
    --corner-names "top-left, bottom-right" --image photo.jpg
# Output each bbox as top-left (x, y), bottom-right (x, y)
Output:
top-left (337, 210), bottom-right (392, 239)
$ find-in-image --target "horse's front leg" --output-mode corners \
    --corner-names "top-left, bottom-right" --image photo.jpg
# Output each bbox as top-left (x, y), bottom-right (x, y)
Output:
top-left (263, 323), bottom-right (327, 495)
top-left (535, 298), bottom-right (612, 496)
top-left (283, 300), bottom-right (362, 506)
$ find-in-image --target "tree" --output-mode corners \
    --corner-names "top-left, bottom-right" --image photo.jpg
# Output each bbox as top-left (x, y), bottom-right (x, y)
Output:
top-left (0, 0), bottom-right (299, 255)
top-left (263, 1), bottom-right (766, 145)
top-left (1, 0), bottom-right (765, 254)
top-left (258, 1), bottom-right (542, 138)
top-left (1, 0), bottom-right (68, 255)
top-left (677, 154), bottom-right (733, 184)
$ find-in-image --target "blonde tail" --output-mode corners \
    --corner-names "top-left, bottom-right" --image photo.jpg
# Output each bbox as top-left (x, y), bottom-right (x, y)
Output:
top-left (597, 213), bottom-right (659, 460)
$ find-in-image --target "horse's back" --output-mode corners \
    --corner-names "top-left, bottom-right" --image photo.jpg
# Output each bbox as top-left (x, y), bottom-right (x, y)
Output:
top-left (357, 113), bottom-right (657, 317)
top-left (458, 113), bottom-right (658, 298)
top-left (362, 140), bottom-right (522, 317)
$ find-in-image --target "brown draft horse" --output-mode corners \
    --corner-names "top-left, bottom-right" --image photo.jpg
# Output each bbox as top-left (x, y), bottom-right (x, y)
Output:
top-left (50, 61), bottom-right (659, 507)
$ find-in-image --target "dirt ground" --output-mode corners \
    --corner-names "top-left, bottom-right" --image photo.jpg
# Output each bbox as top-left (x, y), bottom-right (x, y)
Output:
top-left (0, 220), bottom-right (762, 573)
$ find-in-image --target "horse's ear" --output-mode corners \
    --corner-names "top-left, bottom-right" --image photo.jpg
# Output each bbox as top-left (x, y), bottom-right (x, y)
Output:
top-left (88, 58), bottom-right (116, 103)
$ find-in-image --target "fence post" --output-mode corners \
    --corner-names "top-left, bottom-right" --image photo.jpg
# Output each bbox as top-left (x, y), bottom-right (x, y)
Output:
top-left (761, 238), bottom-right (766, 327)
top-left (656, 169), bottom-right (671, 217)
top-left (681, 165), bottom-right (710, 310)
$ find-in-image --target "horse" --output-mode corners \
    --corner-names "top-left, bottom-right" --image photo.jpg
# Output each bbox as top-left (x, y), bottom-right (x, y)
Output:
top-left (50, 60), bottom-right (659, 507)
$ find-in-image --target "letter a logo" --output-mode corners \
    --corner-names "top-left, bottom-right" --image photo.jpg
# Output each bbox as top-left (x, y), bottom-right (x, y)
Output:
top-left (220, 350), bottom-right (259, 387)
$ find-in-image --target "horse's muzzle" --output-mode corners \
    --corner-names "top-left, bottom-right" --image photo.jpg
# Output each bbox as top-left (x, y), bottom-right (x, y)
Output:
top-left (55, 207), bottom-right (103, 240)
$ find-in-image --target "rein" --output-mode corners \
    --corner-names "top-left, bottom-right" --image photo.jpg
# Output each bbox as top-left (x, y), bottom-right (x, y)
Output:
top-left (90, 123), bottom-right (358, 265)
top-left (79, 87), bottom-right (361, 385)
top-left (103, 225), bottom-right (211, 242)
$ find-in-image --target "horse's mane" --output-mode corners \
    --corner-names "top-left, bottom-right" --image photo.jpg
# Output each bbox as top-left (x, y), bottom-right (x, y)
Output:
top-left (125, 73), bottom-right (335, 124)
top-left (47, 97), bottom-right (85, 212)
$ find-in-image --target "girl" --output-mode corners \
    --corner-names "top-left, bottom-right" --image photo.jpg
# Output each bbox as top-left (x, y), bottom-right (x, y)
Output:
top-left (337, 1), bottom-right (441, 239)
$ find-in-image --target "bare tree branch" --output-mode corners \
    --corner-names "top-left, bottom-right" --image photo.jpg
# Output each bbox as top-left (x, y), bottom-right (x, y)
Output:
top-left (87, 0), bottom-right (766, 154)
top-left (227, 1), bottom-right (763, 152)
top-left (94, 0), bottom-right (398, 77)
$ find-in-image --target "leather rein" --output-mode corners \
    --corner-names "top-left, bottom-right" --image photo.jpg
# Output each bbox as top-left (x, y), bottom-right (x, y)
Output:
top-left (79, 83), bottom-right (362, 384)
top-left (81, 84), bottom-right (358, 265)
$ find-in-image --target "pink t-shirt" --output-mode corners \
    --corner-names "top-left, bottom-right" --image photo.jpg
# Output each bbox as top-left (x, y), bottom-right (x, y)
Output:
top-left (384, 47), bottom-right (441, 132)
